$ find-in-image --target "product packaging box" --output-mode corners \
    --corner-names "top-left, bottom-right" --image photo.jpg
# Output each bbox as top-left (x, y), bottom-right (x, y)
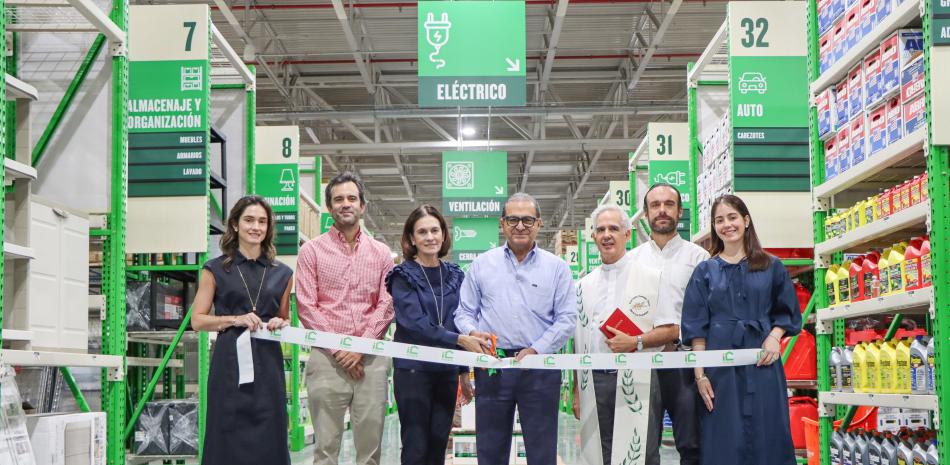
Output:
top-left (818, 0), bottom-right (834, 35)
top-left (901, 56), bottom-right (925, 102)
top-left (837, 127), bottom-right (852, 174)
top-left (833, 19), bottom-right (848, 63)
top-left (886, 95), bottom-right (904, 145)
top-left (845, 3), bottom-right (863, 49)
top-left (850, 115), bottom-right (868, 166)
top-left (835, 80), bottom-right (850, 131)
top-left (824, 136), bottom-right (839, 179)
top-left (860, 0), bottom-right (877, 37)
top-left (820, 31), bottom-right (835, 73)
top-left (876, 0), bottom-right (893, 22)
top-left (868, 105), bottom-right (888, 155)
top-left (453, 435), bottom-right (478, 465)
top-left (879, 33), bottom-right (901, 97)
top-left (848, 64), bottom-right (864, 120)
top-left (27, 412), bottom-right (107, 465)
top-left (863, 49), bottom-right (883, 107)
top-left (903, 93), bottom-right (926, 135)
top-left (818, 87), bottom-right (836, 139)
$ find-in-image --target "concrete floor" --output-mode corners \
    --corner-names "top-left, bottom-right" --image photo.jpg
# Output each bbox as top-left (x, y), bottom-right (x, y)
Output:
top-left (289, 413), bottom-right (683, 465)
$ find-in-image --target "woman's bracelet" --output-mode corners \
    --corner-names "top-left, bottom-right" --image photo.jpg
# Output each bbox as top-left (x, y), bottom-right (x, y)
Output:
top-left (695, 375), bottom-right (708, 383)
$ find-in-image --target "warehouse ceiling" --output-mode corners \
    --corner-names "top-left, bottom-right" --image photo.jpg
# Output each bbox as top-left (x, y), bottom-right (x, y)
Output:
top-left (202, 0), bottom-right (729, 249)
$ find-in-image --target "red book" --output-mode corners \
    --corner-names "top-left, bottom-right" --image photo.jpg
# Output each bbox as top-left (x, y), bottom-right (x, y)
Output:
top-left (599, 308), bottom-right (645, 339)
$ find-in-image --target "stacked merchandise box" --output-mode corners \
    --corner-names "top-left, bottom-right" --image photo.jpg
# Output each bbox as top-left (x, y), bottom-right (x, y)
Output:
top-left (132, 400), bottom-right (199, 456)
top-left (26, 413), bottom-right (107, 465)
top-left (0, 366), bottom-right (36, 465)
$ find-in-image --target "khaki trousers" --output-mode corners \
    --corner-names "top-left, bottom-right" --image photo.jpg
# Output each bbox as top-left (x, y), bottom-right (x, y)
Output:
top-left (306, 350), bottom-right (390, 465)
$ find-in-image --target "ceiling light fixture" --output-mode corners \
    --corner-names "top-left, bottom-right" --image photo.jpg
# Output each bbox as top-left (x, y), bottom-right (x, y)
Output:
top-left (461, 126), bottom-right (477, 137)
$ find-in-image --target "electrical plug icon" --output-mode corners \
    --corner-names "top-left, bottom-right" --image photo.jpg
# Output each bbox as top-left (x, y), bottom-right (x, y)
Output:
top-left (424, 12), bottom-right (452, 69)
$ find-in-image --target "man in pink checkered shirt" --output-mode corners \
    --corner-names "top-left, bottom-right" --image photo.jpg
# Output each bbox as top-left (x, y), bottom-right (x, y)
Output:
top-left (296, 171), bottom-right (394, 465)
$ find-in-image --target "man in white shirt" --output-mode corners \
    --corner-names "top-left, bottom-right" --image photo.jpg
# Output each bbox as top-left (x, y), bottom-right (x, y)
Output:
top-left (626, 183), bottom-right (709, 465)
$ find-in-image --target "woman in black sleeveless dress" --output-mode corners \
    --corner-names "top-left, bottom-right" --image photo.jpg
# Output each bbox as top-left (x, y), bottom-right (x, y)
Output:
top-left (191, 196), bottom-right (294, 465)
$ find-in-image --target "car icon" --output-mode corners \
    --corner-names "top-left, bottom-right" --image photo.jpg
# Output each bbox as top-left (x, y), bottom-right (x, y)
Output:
top-left (738, 72), bottom-right (767, 94)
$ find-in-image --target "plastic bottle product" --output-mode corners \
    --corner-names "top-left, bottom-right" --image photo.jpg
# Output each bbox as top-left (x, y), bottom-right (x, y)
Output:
top-left (853, 341), bottom-right (867, 393)
top-left (909, 176), bottom-right (923, 207)
top-left (897, 439), bottom-right (914, 465)
top-left (903, 238), bottom-right (924, 291)
top-left (920, 236), bottom-right (931, 288)
top-left (884, 246), bottom-right (906, 296)
top-left (910, 337), bottom-right (929, 394)
top-left (911, 440), bottom-right (927, 465)
top-left (920, 173), bottom-right (928, 202)
top-left (879, 189), bottom-right (893, 218)
top-left (895, 338), bottom-right (912, 394)
top-left (839, 261), bottom-right (854, 304)
top-left (865, 196), bottom-right (879, 225)
top-left (856, 432), bottom-right (871, 465)
top-left (861, 251), bottom-right (882, 299)
top-left (869, 433), bottom-right (884, 465)
top-left (843, 346), bottom-right (855, 392)
top-left (828, 264), bottom-right (842, 306)
top-left (830, 347), bottom-right (843, 392)
top-left (897, 180), bottom-right (912, 212)
top-left (880, 340), bottom-right (898, 394)
top-left (833, 430), bottom-right (846, 465)
top-left (844, 432), bottom-right (858, 465)
top-left (925, 440), bottom-right (937, 465)
top-left (927, 337), bottom-right (935, 395)
top-left (878, 250), bottom-right (892, 296)
top-left (866, 340), bottom-right (883, 393)
top-left (851, 256), bottom-right (867, 302)
top-left (882, 434), bottom-right (900, 465)
top-left (852, 203), bottom-right (865, 229)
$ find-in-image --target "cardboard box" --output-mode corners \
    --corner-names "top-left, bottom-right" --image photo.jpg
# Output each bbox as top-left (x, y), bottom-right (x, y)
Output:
top-left (879, 32), bottom-right (901, 97)
top-left (898, 29), bottom-right (925, 66)
top-left (845, 3), bottom-right (863, 49)
top-left (832, 19), bottom-right (848, 63)
top-left (886, 95), bottom-right (904, 145)
top-left (453, 435), bottom-right (478, 465)
top-left (863, 49), bottom-right (883, 107)
top-left (901, 56), bottom-right (925, 102)
top-left (876, 0), bottom-right (893, 23)
top-left (820, 31), bottom-right (835, 73)
top-left (837, 127), bottom-right (852, 174)
top-left (27, 412), bottom-right (107, 465)
top-left (824, 136), bottom-right (839, 179)
top-left (848, 64), bottom-right (864, 120)
top-left (868, 105), bottom-right (888, 155)
top-left (860, 0), bottom-right (877, 38)
top-left (835, 80), bottom-right (850, 131)
top-left (850, 115), bottom-right (868, 166)
top-left (818, 0), bottom-right (834, 36)
top-left (903, 93), bottom-right (926, 135)
top-left (818, 88), bottom-right (836, 139)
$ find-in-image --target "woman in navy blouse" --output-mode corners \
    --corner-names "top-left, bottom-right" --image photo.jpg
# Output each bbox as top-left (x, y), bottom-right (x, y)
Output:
top-left (386, 205), bottom-right (491, 465)
top-left (681, 194), bottom-right (802, 465)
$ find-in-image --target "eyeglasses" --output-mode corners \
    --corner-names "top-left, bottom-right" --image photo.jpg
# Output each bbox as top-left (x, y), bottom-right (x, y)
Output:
top-left (502, 215), bottom-right (538, 228)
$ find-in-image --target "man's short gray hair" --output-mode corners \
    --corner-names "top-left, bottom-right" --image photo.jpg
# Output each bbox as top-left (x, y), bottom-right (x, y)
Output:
top-left (503, 192), bottom-right (541, 218)
top-left (590, 204), bottom-right (632, 231)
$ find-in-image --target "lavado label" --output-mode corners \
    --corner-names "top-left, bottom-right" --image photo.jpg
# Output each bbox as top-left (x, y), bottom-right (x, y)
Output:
top-left (256, 126), bottom-right (300, 257)
top-left (441, 151), bottom-right (508, 216)
top-left (417, 1), bottom-right (526, 107)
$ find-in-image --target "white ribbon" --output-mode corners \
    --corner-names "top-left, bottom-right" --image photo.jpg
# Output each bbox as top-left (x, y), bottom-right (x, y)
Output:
top-left (247, 326), bottom-right (761, 370)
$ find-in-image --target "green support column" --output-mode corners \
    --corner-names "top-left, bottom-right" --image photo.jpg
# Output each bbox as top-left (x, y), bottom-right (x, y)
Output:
top-left (0, 0), bottom-right (8, 348)
top-left (289, 297), bottom-right (305, 450)
top-left (923, 1), bottom-right (950, 460)
top-left (246, 65), bottom-right (256, 195)
top-left (6, 29), bottom-right (16, 160)
top-left (104, 2), bottom-right (129, 464)
top-left (686, 63), bottom-right (700, 237)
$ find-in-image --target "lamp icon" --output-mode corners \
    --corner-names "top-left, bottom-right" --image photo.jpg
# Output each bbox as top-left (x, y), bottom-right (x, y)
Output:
top-left (279, 168), bottom-right (296, 192)
top-left (424, 12), bottom-right (451, 69)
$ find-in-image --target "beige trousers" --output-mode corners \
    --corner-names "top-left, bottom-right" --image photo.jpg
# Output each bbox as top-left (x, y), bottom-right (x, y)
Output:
top-left (306, 350), bottom-right (390, 465)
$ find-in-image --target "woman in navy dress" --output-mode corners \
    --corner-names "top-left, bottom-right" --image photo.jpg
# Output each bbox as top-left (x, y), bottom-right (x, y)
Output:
top-left (191, 196), bottom-right (294, 465)
top-left (386, 205), bottom-right (491, 465)
top-left (681, 194), bottom-right (801, 465)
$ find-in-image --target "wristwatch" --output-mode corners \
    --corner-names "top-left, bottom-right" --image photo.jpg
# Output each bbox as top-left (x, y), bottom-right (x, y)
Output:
top-left (636, 336), bottom-right (644, 352)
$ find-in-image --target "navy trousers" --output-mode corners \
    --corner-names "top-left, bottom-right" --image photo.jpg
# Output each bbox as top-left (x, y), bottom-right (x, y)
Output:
top-left (474, 367), bottom-right (560, 465)
top-left (393, 368), bottom-right (458, 465)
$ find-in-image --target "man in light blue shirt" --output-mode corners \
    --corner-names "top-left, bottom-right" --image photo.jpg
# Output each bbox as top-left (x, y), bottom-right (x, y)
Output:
top-left (455, 192), bottom-right (576, 465)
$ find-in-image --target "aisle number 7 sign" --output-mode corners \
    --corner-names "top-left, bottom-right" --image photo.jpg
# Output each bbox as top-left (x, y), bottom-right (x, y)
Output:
top-left (417, 1), bottom-right (526, 107)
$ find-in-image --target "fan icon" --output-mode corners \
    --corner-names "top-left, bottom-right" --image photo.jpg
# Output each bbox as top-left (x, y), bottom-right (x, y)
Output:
top-left (445, 161), bottom-right (474, 190)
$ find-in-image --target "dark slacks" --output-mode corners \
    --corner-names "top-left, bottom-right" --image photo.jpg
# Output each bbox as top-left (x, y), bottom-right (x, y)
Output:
top-left (393, 368), bottom-right (458, 465)
top-left (657, 368), bottom-right (701, 465)
top-left (474, 368), bottom-right (560, 465)
top-left (592, 371), bottom-right (661, 465)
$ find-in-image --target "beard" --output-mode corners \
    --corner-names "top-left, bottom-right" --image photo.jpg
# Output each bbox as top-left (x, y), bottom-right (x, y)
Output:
top-left (649, 216), bottom-right (677, 234)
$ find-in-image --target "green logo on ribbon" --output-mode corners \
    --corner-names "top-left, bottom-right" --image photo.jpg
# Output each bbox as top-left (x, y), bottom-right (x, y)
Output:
top-left (340, 336), bottom-right (353, 349)
top-left (269, 329), bottom-right (281, 338)
top-left (580, 355), bottom-right (592, 366)
top-left (685, 353), bottom-right (697, 364)
top-left (722, 351), bottom-right (735, 362)
top-left (407, 345), bottom-right (420, 357)
top-left (442, 350), bottom-right (455, 361)
top-left (372, 341), bottom-right (386, 353)
top-left (652, 353), bottom-right (664, 366)
top-left (544, 356), bottom-right (557, 367)
top-left (305, 331), bottom-right (317, 343)
top-left (477, 354), bottom-right (490, 364)
top-left (615, 354), bottom-right (628, 365)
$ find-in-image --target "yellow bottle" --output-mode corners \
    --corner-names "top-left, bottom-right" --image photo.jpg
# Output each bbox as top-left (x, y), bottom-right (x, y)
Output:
top-left (879, 340), bottom-right (898, 393)
top-left (837, 262), bottom-right (852, 305)
top-left (884, 245), bottom-right (907, 295)
top-left (878, 249), bottom-right (892, 296)
top-left (852, 342), bottom-right (867, 393)
top-left (895, 338), bottom-right (912, 394)
top-left (826, 264), bottom-right (840, 307)
top-left (865, 340), bottom-right (882, 393)
top-left (852, 202), bottom-right (865, 229)
top-left (864, 196), bottom-right (878, 225)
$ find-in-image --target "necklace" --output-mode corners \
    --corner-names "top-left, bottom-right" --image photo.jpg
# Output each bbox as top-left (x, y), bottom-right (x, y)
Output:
top-left (236, 259), bottom-right (268, 314)
top-left (419, 261), bottom-right (445, 326)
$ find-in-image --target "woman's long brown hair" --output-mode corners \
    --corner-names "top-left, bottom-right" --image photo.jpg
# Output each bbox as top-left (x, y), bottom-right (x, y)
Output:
top-left (220, 196), bottom-right (277, 270)
top-left (708, 194), bottom-right (771, 271)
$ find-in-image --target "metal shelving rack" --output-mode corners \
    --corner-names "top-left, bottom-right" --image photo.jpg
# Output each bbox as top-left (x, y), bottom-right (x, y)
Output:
top-left (805, 0), bottom-right (950, 462)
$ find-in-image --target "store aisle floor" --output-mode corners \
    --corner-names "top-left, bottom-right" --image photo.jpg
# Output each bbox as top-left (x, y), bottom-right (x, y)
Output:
top-left (290, 413), bottom-right (682, 465)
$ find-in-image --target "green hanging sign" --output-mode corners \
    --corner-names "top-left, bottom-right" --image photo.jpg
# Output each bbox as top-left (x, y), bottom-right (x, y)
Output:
top-left (255, 126), bottom-right (300, 256)
top-left (450, 217), bottom-right (500, 264)
top-left (441, 151), bottom-right (508, 217)
top-left (417, 1), bottom-right (526, 107)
